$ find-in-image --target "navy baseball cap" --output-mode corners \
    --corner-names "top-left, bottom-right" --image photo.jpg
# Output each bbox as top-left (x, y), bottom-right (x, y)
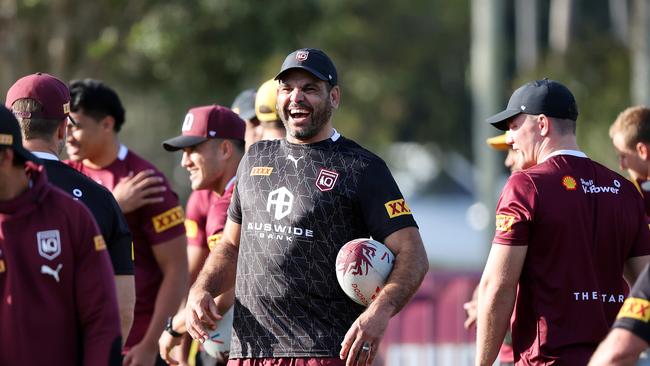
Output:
top-left (162, 105), bottom-right (245, 151)
top-left (275, 48), bottom-right (338, 86)
top-left (0, 106), bottom-right (39, 162)
top-left (486, 78), bottom-right (579, 131)
top-left (231, 89), bottom-right (257, 121)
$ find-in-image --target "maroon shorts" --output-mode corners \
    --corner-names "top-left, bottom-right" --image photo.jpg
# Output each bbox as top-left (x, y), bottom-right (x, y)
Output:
top-left (227, 358), bottom-right (344, 366)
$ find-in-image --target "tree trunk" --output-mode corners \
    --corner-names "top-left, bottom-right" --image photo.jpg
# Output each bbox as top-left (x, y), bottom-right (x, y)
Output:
top-left (515, 0), bottom-right (539, 72)
top-left (549, 0), bottom-right (574, 55)
top-left (631, 0), bottom-right (650, 106)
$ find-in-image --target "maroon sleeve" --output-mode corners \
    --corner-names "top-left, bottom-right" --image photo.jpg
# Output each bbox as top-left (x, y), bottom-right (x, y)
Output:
top-left (185, 190), bottom-right (209, 248)
top-left (138, 173), bottom-right (186, 246)
top-left (72, 202), bottom-right (121, 366)
top-left (629, 191), bottom-right (650, 257)
top-left (493, 171), bottom-right (537, 246)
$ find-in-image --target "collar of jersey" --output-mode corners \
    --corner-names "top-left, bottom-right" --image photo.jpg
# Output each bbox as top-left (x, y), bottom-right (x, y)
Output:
top-left (118, 144), bottom-right (129, 160)
top-left (541, 149), bottom-right (587, 163)
top-left (284, 128), bottom-right (341, 148)
top-left (32, 151), bottom-right (59, 161)
top-left (225, 176), bottom-right (236, 191)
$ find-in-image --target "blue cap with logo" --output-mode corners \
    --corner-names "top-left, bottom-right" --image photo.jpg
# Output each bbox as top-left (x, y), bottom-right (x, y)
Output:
top-left (275, 48), bottom-right (338, 86)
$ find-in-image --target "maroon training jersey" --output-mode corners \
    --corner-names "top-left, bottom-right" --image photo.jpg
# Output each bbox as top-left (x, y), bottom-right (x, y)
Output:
top-left (633, 178), bottom-right (650, 219)
top-left (66, 145), bottom-right (186, 348)
top-left (0, 164), bottom-right (121, 365)
top-left (185, 181), bottom-right (234, 251)
top-left (493, 152), bottom-right (650, 365)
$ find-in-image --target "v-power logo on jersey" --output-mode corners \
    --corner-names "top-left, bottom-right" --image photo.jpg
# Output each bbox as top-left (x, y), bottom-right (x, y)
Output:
top-left (246, 186), bottom-right (315, 241)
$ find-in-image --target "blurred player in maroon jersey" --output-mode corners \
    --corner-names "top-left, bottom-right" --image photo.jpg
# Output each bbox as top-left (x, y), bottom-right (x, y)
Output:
top-left (476, 79), bottom-right (650, 365)
top-left (6, 72), bottom-right (136, 345)
top-left (158, 105), bottom-right (245, 366)
top-left (65, 79), bottom-right (188, 366)
top-left (0, 105), bottom-right (121, 365)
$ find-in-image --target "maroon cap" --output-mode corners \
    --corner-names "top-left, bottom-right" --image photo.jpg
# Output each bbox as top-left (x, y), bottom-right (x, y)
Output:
top-left (5, 72), bottom-right (71, 120)
top-left (162, 105), bottom-right (245, 151)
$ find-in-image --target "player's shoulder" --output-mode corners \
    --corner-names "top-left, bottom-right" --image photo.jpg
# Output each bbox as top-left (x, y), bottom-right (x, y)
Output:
top-left (248, 138), bottom-right (282, 155)
top-left (335, 136), bottom-right (388, 167)
top-left (44, 160), bottom-right (114, 197)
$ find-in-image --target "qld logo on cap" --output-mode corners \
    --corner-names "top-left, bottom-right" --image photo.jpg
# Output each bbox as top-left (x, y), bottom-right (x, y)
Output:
top-left (182, 113), bottom-right (194, 132)
top-left (296, 51), bottom-right (309, 61)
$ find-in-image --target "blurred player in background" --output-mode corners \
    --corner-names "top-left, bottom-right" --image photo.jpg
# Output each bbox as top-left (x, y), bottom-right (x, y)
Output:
top-left (231, 88), bottom-right (260, 151)
top-left (0, 105), bottom-right (122, 365)
top-left (255, 79), bottom-right (286, 141)
top-left (159, 105), bottom-right (246, 366)
top-left (66, 79), bottom-right (188, 366)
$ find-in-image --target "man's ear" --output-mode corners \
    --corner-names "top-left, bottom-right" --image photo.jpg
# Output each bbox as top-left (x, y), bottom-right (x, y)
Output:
top-left (538, 114), bottom-right (550, 137)
top-left (101, 115), bottom-right (116, 132)
top-left (636, 142), bottom-right (650, 160)
top-left (330, 85), bottom-right (340, 109)
top-left (57, 119), bottom-right (67, 140)
top-left (219, 139), bottom-right (233, 160)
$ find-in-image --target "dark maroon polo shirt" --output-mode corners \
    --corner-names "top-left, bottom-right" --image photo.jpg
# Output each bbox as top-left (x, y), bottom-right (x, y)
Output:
top-left (0, 164), bottom-right (120, 365)
top-left (493, 153), bottom-right (650, 365)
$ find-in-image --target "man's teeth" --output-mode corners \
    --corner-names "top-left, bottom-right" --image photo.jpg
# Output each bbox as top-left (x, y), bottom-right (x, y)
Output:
top-left (290, 108), bottom-right (309, 114)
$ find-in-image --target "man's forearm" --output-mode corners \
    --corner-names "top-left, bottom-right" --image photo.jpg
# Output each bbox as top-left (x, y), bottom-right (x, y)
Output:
top-left (192, 243), bottom-right (238, 297)
top-left (368, 248), bottom-right (428, 317)
top-left (140, 267), bottom-right (188, 348)
top-left (115, 275), bottom-right (135, 345)
top-left (476, 280), bottom-right (516, 366)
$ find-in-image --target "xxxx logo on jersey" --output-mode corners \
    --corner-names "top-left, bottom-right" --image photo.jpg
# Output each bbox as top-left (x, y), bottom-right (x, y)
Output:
top-left (617, 297), bottom-right (650, 322)
top-left (153, 206), bottom-right (185, 233)
top-left (251, 167), bottom-right (273, 176)
top-left (185, 219), bottom-right (199, 239)
top-left (495, 214), bottom-right (516, 232)
top-left (208, 233), bottom-right (223, 251)
top-left (94, 235), bottom-right (107, 251)
top-left (0, 259), bottom-right (5, 273)
top-left (384, 198), bottom-right (412, 218)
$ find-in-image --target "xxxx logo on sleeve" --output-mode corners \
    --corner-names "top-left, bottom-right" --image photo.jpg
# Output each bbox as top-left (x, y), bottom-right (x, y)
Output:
top-left (495, 214), bottom-right (516, 232)
top-left (94, 235), bottom-right (107, 251)
top-left (617, 297), bottom-right (650, 322)
top-left (185, 219), bottom-right (199, 239)
top-left (384, 199), bottom-right (412, 218)
top-left (152, 206), bottom-right (185, 233)
top-left (208, 233), bottom-right (223, 251)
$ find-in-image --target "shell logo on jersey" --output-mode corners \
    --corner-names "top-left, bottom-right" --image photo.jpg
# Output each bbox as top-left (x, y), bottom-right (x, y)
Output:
top-left (94, 235), bottom-right (107, 251)
top-left (251, 167), bottom-right (273, 176)
top-left (384, 199), bottom-right (412, 218)
top-left (617, 297), bottom-right (650, 322)
top-left (562, 176), bottom-right (577, 191)
top-left (153, 206), bottom-right (185, 233)
top-left (495, 214), bottom-right (515, 232)
top-left (185, 219), bottom-right (199, 239)
top-left (37, 230), bottom-right (61, 260)
top-left (316, 168), bottom-right (339, 192)
top-left (208, 233), bottom-right (222, 251)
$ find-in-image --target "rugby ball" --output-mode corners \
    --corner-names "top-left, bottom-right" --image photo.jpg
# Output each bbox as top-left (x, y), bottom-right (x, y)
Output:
top-left (202, 305), bottom-right (233, 358)
top-left (335, 238), bottom-right (394, 306)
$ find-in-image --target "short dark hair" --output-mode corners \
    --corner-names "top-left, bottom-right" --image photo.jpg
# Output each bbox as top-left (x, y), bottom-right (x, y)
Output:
top-left (11, 98), bottom-right (62, 140)
top-left (69, 79), bottom-right (126, 132)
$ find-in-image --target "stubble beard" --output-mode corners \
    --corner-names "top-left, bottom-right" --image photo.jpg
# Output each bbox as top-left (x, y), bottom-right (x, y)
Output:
top-left (281, 99), bottom-right (333, 141)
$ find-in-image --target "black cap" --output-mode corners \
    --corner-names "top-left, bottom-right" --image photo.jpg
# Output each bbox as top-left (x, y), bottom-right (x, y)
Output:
top-left (486, 78), bottom-right (579, 131)
top-left (0, 106), bottom-right (39, 163)
top-left (275, 48), bottom-right (338, 86)
top-left (231, 89), bottom-right (257, 121)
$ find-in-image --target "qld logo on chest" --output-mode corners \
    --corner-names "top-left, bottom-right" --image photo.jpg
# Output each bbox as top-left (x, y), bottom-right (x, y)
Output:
top-left (37, 230), bottom-right (61, 260)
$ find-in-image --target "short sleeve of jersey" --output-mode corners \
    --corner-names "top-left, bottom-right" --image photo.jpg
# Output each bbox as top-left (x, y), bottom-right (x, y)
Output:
top-left (493, 172), bottom-right (536, 246)
top-left (228, 158), bottom-right (246, 224)
top-left (137, 174), bottom-right (186, 245)
top-left (357, 159), bottom-right (417, 242)
top-left (613, 264), bottom-right (650, 344)
top-left (185, 190), bottom-right (209, 248)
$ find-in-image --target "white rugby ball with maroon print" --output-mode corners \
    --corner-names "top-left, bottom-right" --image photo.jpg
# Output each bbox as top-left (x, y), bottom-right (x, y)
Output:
top-left (336, 238), bottom-right (394, 306)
